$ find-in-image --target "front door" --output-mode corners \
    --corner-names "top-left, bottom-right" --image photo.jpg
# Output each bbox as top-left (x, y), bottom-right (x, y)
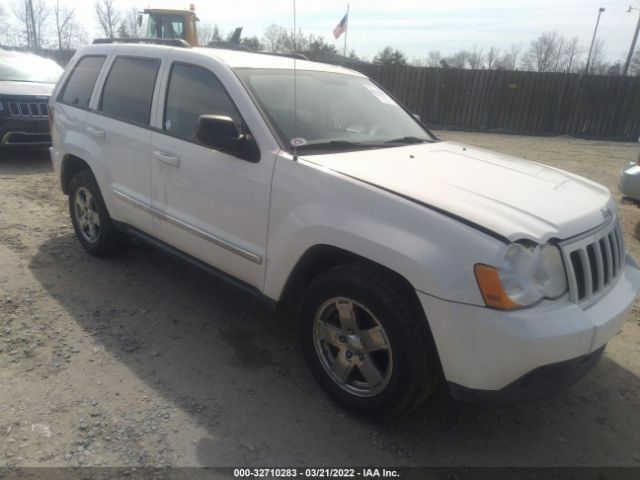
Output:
top-left (150, 58), bottom-right (273, 288)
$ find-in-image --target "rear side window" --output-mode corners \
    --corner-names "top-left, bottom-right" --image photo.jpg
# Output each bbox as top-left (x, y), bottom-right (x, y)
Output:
top-left (164, 63), bottom-right (241, 141)
top-left (59, 56), bottom-right (106, 108)
top-left (99, 57), bottom-right (160, 125)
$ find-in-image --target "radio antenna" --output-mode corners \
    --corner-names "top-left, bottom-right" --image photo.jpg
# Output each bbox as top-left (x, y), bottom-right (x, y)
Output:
top-left (292, 0), bottom-right (298, 162)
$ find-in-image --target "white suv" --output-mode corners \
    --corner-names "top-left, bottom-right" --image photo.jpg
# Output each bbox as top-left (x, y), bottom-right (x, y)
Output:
top-left (49, 41), bottom-right (640, 418)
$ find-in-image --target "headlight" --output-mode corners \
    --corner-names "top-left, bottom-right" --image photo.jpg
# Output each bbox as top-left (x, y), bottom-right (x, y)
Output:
top-left (475, 243), bottom-right (567, 310)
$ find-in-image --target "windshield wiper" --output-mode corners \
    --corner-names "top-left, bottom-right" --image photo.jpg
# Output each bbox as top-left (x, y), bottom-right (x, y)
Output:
top-left (384, 136), bottom-right (430, 144)
top-left (295, 140), bottom-right (381, 151)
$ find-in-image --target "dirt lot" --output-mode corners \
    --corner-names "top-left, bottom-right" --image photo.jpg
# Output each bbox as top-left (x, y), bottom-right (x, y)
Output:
top-left (0, 131), bottom-right (640, 468)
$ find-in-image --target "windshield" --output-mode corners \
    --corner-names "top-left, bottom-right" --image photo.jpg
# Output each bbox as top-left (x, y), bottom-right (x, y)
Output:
top-left (0, 53), bottom-right (63, 83)
top-left (236, 68), bottom-right (434, 153)
top-left (146, 14), bottom-right (185, 40)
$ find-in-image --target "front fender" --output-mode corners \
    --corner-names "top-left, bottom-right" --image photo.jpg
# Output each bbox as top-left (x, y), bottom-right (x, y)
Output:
top-left (264, 156), bottom-right (505, 305)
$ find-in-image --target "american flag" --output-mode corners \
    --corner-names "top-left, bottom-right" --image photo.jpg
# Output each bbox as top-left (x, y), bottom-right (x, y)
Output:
top-left (333, 12), bottom-right (348, 39)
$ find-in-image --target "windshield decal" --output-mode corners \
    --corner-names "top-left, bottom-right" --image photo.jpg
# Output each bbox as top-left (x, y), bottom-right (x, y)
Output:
top-left (363, 84), bottom-right (397, 106)
top-left (290, 137), bottom-right (308, 147)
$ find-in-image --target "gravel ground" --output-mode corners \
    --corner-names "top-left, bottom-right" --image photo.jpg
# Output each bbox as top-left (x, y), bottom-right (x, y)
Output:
top-left (0, 131), bottom-right (639, 468)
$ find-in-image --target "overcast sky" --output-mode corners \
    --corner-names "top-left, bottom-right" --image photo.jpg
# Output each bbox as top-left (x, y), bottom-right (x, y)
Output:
top-left (2, 0), bottom-right (639, 61)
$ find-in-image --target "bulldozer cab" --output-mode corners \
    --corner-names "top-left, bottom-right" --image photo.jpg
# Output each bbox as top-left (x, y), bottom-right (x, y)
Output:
top-left (139, 7), bottom-right (199, 46)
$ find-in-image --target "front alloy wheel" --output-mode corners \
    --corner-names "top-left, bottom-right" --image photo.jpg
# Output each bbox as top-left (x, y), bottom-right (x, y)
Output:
top-left (313, 297), bottom-right (393, 397)
top-left (300, 263), bottom-right (442, 419)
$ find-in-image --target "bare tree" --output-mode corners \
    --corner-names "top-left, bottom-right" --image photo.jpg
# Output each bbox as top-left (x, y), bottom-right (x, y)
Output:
top-left (425, 50), bottom-right (442, 67)
top-left (552, 36), bottom-right (565, 72)
top-left (607, 62), bottom-right (622, 76)
top-left (523, 31), bottom-right (561, 72)
top-left (54, 0), bottom-right (75, 52)
top-left (198, 23), bottom-right (222, 45)
top-left (0, 7), bottom-right (20, 46)
top-left (261, 24), bottom-right (313, 53)
top-left (447, 50), bottom-right (469, 68)
top-left (95, 0), bottom-right (120, 39)
top-left (468, 44), bottom-right (485, 69)
top-left (241, 36), bottom-right (263, 51)
top-left (562, 36), bottom-right (581, 72)
top-left (0, 5), bottom-right (9, 44)
top-left (124, 7), bottom-right (141, 38)
top-left (486, 46), bottom-right (500, 69)
top-left (12, 0), bottom-right (49, 48)
top-left (261, 24), bottom-right (282, 52)
top-left (588, 38), bottom-right (609, 74)
top-left (498, 44), bottom-right (521, 70)
top-left (632, 50), bottom-right (640, 76)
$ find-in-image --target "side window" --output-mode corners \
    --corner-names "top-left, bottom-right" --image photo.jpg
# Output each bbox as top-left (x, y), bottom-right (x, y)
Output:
top-left (99, 57), bottom-right (160, 125)
top-left (59, 56), bottom-right (106, 108)
top-left (164, 63), bottom-right (241, 141)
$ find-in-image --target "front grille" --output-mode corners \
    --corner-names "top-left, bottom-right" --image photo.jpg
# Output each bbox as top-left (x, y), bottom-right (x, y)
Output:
top-left (7, 101), bottom-right (48, 118)
top-left (559, 218), bottom-right (625, 307)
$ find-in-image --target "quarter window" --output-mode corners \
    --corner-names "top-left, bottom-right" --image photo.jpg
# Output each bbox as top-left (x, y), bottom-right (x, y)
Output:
top-left (59, 56), bottom-right (106, 108)
top-left (99, 57), bottom-right (160, 125)
top-left (164, 63), bottom-right (241, 141)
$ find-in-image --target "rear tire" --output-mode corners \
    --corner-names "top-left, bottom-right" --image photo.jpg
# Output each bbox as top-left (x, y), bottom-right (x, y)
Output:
top-left (299, 263), bottom-right (441, 420)
top-left (68, 169), bottom-right (127, 257)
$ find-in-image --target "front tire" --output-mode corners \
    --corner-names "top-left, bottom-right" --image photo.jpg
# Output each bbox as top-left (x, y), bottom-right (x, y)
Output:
top-left (299, 263), bottom-right (441, 419)
top-left (68, 169), bottom-right (127, 257)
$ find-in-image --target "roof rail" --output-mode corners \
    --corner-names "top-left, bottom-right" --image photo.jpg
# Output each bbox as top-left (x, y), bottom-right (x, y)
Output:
top-left (92, 38), bottom-right (191, 48)
top-left (255, 51), bottom-right (309, 61)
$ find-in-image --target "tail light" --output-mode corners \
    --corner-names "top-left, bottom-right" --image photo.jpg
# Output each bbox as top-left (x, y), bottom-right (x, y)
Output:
top-left (48, 105), bottom-right (55, 134)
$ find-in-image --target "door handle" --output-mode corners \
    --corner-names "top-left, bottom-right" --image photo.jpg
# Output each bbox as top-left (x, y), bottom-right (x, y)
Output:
top-left (153, 150), bottom-right (181, 167)
top-left (86, 126), bottom-right (105, 139)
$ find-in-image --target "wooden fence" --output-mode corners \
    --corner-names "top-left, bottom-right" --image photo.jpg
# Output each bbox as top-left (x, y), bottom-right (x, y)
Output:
top-left (351, 65), bottom-right (640, 141)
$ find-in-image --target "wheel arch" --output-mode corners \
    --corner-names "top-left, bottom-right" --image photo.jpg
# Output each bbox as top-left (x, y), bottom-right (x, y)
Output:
top-left (60, 154), bottom-right (92, 194)
top-left (278, 244), bottom-right (418, 311)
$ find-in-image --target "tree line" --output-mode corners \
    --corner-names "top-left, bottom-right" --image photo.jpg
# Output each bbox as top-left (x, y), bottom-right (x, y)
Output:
top-left (377, 31), bottom-right (639, 76)
top-left (1, 0), bottom-right (638, 76)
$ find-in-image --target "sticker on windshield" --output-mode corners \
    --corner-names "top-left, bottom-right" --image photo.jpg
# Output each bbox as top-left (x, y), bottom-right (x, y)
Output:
top-left (290, 137), bottom-right (307, 147)
top-left (363, 84), bottom-right (397, 106)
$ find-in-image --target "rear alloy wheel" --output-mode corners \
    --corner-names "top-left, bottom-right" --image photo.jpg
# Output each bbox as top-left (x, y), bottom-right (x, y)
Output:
top-left (73, 186), bottom-right (101, 244)
top-left (300, 263), bottom-right (441, 419)
top-left (68, 169), bottom-right (127, 257)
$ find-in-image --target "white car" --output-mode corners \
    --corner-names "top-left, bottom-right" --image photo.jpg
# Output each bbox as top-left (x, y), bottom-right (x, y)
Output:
top-left (49, 41), bottom-right (640, 419)
top-left (619, 139), bottom-right (640, 201)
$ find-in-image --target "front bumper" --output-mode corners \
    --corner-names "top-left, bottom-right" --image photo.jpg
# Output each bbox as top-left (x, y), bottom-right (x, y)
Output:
top-left (0, 117), bottom-right (50, 146)
top-left (418, 253), bottom-right (640, 399)
top-left (448, 346), bottom-right (605, 403)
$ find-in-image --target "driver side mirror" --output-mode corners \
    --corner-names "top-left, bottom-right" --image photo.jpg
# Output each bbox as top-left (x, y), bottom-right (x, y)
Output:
top-left (196, 115), bottom-right (260, 162)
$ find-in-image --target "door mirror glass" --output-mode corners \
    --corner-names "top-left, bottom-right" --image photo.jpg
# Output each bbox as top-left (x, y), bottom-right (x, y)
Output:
top-left (196, 115), bottom-right (259, 162)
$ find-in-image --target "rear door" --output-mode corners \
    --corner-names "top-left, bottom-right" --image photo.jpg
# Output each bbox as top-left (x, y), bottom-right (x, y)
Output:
top-left (85, 46), bottom-right (168, 234)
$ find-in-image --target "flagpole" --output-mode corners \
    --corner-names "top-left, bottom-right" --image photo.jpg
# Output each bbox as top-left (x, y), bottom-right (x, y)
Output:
top-left (343, 4), bottom-right (349, 57)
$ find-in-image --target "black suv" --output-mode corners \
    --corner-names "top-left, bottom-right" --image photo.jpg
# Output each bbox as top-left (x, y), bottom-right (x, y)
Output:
top-left (0, 49), bottom-right (63, 149)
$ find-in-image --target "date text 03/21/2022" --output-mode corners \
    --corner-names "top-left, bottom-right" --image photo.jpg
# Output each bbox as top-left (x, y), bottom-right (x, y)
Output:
top-left (233, 468), bottom-right (400, 478)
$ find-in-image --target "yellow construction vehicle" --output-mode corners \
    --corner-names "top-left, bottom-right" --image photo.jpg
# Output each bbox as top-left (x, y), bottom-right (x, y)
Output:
top-left (138, 5), bottom-right (200, 46)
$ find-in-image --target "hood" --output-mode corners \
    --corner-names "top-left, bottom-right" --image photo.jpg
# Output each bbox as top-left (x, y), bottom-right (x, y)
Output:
top-left (0, 81), bottom-right (55, 97)
top-left (302, 141), bottom-right (614, 242)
